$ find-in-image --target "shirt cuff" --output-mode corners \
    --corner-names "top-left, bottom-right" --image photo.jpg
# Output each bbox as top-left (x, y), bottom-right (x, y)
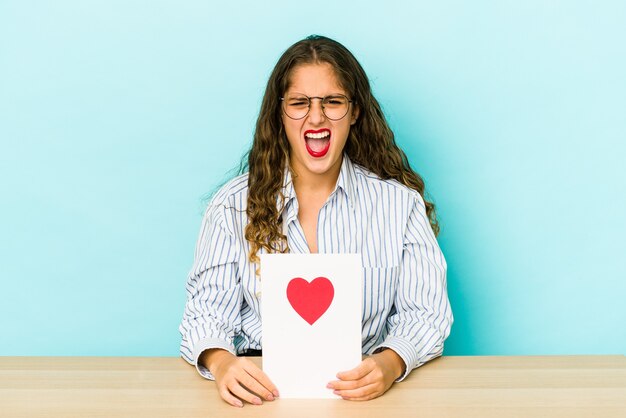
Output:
top-left (192, 338), bottom-right (236, 381)
top-left (374, 336), bottom-right (419, 382)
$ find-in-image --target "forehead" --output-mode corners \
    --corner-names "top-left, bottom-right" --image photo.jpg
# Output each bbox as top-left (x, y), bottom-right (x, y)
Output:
top-left (285, 62), bottom-right (346, 95)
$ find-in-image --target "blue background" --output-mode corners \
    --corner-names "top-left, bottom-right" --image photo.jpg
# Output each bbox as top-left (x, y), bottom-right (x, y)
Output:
top-left (1, 1), bottom-right (624, 356)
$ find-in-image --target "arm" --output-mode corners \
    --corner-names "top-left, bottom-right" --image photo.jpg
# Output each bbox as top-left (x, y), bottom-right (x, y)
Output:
top-left (178, 202), bottom-right (278, 407)
top-left (329, 193), bottom-right (453, 400)
top-left (327, 347), bottom-right (405, 401)
top-left (375, 193), bottom-right (454, 381)
top-left (178, 203), bottom-right (242, 380)
top-left (200, 349), bottom-right (278, 407)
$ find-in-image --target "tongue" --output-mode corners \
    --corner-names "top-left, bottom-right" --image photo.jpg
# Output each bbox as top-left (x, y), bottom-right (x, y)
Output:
top-left (306, 137), bottom-right (329, 152)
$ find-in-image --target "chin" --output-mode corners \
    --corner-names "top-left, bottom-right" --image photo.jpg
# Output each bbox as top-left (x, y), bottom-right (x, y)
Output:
top-left (307, 156), bottom-right (340, 175)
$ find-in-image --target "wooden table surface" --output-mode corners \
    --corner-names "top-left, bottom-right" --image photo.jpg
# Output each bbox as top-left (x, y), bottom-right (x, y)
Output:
top-left (1, 355), bottom-right (625, 418)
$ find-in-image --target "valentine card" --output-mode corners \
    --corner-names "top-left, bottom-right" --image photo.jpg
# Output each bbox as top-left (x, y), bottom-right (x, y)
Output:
top-left (260, 253), bottom-right (362, 399)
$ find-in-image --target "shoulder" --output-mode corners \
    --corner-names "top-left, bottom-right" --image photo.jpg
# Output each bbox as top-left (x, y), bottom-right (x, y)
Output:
top-left (201, 173), bottom-right (249, 236)
top-left (207, 172), bottom-right (249, 209)
top-left (352, 163), bottom-right (425, 208)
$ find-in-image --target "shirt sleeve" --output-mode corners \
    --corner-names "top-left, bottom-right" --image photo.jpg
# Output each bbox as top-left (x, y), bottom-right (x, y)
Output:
top-left (374, 193), bottom-right (454, 382)
top-left (178, 202), bottom-right (242, 380)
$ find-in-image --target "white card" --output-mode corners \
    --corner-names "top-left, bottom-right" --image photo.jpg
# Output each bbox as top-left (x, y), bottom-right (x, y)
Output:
top-left (260, 253), bottom-right (362, 399)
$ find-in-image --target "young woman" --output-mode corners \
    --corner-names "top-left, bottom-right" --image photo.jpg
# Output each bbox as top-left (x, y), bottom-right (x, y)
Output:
top-left (179, 35), bottom-right (453, 408)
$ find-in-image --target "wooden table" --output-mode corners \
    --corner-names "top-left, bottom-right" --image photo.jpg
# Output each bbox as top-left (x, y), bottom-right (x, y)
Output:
top-left (1, 355), bottom-right (625, 417)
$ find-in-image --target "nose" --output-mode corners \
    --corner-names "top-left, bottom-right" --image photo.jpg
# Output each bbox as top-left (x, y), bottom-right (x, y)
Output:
top-left (308, 98), bottom-right (326, 124)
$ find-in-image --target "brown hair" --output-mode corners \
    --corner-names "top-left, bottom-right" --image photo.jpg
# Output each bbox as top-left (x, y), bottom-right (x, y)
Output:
top-left (242, 35), bottom-right (439, 264)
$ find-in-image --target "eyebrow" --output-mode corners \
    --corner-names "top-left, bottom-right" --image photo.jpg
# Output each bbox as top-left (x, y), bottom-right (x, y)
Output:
top-left (287, 92), bottom-right (347, 97)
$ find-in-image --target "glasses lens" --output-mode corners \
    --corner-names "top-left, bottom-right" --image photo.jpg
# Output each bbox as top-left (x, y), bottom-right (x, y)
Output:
top-left (282, 94), bottom-right (351, 120)
top-left (322, 95), bottom-right (350, 120)
top-left (283, 95), bottom-right (309, 119)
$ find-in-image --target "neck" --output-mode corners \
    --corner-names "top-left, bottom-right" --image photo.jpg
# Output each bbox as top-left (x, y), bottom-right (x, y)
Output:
top-left (291, 157), bottom-right (342, 198)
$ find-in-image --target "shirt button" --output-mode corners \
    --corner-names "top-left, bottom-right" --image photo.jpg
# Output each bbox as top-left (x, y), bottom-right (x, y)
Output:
top-left (255, 291), bottom-right (262, 299)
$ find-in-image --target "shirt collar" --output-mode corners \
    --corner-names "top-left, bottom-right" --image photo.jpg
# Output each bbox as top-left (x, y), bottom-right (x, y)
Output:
top-left (276, 153), bottom-right (358, 218)
top-left (334, 154), bottom-right (358, 211)
top-left (279, 164), bottom-right (296, 202)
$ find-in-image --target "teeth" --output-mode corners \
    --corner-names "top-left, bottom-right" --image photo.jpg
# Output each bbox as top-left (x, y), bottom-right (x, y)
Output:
top-left (305, 131), bottom-right (330, 139)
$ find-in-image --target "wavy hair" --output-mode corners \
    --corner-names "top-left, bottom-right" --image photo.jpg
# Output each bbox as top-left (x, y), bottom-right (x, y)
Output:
top-left (243, 35), bottom-right (440, 264)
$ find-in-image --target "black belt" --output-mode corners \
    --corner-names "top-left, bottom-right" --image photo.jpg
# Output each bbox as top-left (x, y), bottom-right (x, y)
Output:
top-left (242, 349), bottom-right (262, 356)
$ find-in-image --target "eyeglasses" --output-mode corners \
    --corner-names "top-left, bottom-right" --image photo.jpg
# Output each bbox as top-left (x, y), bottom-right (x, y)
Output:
top-left (280, 94), bottom-right (353, 121)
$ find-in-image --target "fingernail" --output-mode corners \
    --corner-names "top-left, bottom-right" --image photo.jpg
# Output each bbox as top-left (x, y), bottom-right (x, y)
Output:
top-left (266, 394), bottom-right (275, 401)
top-left (326, 383), bottom-right (333, 389)
top-left (333, 390), bottom-right (340, 395)
top-left (253, 397), bottom-right (262, 405)
top-left (235, 401), bottom-right (243, 408)
top-left (273, 390), bottom-right (280, 398)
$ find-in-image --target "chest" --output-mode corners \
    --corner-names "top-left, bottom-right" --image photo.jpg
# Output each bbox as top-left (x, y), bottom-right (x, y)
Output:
top-left (284, 201), bottom-right (404, 269)
top-left (297, 202), bottom-right (323, 253)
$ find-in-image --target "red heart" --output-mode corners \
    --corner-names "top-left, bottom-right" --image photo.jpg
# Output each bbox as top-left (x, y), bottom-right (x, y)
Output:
top-left (286, 277), bottom-right (334, 325)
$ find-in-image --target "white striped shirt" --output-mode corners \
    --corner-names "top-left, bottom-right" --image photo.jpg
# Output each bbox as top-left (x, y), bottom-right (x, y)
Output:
top-left (179, 155), bottom-right (453, 381)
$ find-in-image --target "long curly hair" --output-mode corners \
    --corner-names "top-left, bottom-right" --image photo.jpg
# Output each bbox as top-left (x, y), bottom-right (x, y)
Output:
top-left (243, 35), bottom-right (439, 264)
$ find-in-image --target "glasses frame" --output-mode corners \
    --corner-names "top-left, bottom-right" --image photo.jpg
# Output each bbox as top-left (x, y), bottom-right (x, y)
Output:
top-left (280, 94), bottom-right (353, 121)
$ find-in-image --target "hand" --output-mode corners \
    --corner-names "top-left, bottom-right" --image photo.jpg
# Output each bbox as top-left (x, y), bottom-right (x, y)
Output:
top-left (201, 349), bottom-right (279, 408)
top-left (327, 349), bottom-right (405, 401)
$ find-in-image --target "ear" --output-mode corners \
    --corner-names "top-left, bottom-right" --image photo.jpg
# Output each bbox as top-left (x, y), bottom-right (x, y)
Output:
top-left (350, 105), bottom-right (360, 126)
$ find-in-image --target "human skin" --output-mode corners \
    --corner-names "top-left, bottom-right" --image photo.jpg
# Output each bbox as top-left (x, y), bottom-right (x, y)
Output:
top-left (202, 347), bottom-right (404, 406)
top-left (327, 348), bottom-right (405, 400)
top-left (281, 62), bottom-right (358, 186)
top-left (202, 63), bottom-right (405, 407)
top-left (281, 62), bottom-right (360, 252)
top-left (201, 348), bottom-right (278, 408)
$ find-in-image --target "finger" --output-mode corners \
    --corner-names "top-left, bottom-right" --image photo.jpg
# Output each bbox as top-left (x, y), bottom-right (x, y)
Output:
top-left (243, 361), bottom-right (280, 398)
top-left (327, 373), bottom-right (373, 391)
top-left (334, 382), bottom-right (380, 401)
top-left (336, 359), bottom-right (374, 381)
top-left (238, 371), bottom-right (276, 401)
top-left (228, 381), bottom-right (263, 406)
top-left (218, 386), bottom-right (244, 408)
top-left (341, 392), bottom-right (380, 401)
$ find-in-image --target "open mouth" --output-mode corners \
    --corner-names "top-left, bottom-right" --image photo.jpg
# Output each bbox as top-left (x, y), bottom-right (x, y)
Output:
top-left (304, 129), bottom-right (331, 158)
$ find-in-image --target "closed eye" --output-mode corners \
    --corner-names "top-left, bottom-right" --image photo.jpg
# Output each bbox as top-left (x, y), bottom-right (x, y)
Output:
top-left (324, 95), bottom-right (348, 105)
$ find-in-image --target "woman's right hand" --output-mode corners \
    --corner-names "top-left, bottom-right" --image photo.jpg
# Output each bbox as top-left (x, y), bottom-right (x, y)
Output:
top-left (201, 349), bottom-right (279, 408)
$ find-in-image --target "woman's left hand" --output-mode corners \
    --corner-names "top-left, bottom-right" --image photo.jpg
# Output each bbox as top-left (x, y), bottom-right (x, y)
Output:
top-left (326, 348), bottom-right (405, 401)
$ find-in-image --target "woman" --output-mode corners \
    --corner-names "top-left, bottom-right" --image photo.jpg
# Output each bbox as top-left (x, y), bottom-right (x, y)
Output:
top-left (179, 35), bottom-right (453, 407)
